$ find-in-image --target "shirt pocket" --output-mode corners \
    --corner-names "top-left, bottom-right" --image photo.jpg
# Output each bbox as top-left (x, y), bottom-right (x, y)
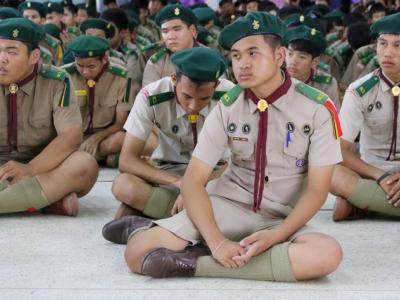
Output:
top-left (364, 116), bottom-right (391, 140)
top-left (95, 93), bottom-right (119, 128)
top-left (229, 137), bottom-right (255, 161)
top-left (27, 114), bottom-right (53, 146)
top-left (282, 137), bottom-right (309, 175)
top-left (0, 112), bottom-right (7, 147)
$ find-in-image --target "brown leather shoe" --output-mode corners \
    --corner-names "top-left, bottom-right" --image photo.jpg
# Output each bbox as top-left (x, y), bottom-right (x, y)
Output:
top-left (332, 196), bottom-right (366, 222)
top-left (114, 203), bottom-right (143, 219)
top-left (42, 192), bottom-right (79, 217)
top-left (102, 215), bottom-right (153, 244)
top-left (141, 246), bottom-right (210, 278)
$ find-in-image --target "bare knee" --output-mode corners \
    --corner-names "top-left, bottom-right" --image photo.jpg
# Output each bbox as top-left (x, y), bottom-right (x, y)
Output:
top-left (124, 231), bottom-right (154, 273)
top-left (100, 131), bottom-right (125, 154)
top-left (112, 174), bottom-right (147, 207)
top-left (69, 151), bottom-right (99, 193)
top-left (330, 165), bottom-right (360, 198)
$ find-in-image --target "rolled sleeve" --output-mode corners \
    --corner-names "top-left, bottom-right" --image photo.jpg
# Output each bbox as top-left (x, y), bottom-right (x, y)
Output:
top-left (192, 102), bottom-right (229, 168)
top-left (339, 88), bottom-right (364, 143)
top-left (123, 91), bottom-right (154, 141)
top-left (308, 105), bottom-right (343, 166)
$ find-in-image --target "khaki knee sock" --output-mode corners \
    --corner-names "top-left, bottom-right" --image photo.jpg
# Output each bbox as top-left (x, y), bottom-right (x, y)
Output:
top-left (142, 187), bottom-right (178, 219)
top-left (0, 177), bottom-right (49, 214)
top-left (195, 241), bottom-right (296, 282)
top-left (349, 179), bottom-right (400, 217)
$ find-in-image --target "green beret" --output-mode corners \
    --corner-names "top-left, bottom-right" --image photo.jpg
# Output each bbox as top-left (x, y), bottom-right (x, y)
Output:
top-left (323, 9), bottom-right (345, 22)
top-left (284, 25), bottom-right (327, 55)
top-left (77, 3), bottom-right (97, 17)
top-left (371, 12), bottom-right (400, 36)
top-left (42, 23), bottom-right (61, 40)
top-left (219, 12), bottom-right (286, 50)
top-left (0, 17), bottom-right (44, 45)
top-left (192, 7), bottom-right (214, 25)
top-left (171, 47), bottom-right (227, 81)
top-left (67, 35), bottom-right (110, 57)
top-left (18, 1), bottom-right (47, 18)
top-left (0, 7), bottom-right (22, 19)
top-left (284, 13), bottom-right (320, 30)
top-left (155, 4), bottom-right (198, 26)
top-left (80, 18), bottom-right (115, 39)
top-left (46, 2), bottom-right (64, 14)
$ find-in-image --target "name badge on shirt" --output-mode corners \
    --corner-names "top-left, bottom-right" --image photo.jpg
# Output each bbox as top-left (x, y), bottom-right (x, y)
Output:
top-left (75, 90), bottom-right (88, 96)
top-left (231, 137), bottom-right (248, 142)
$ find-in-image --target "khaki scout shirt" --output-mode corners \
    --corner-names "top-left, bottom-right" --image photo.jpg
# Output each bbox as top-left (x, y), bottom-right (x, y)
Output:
top-left (309, 69), bottom-right (340, 110)
top-left (124, 77), bottom-right (235, 165)
top-left (193, 79), bottom-right (342, 218)
top-left (340, 69), bottom-right (400, 171)
top-left (0, 64), bottom-right (81, 163)
top-left (142, 49), bottom-right (175, 87)
top-left (64, 62), bottom-right (134, 132)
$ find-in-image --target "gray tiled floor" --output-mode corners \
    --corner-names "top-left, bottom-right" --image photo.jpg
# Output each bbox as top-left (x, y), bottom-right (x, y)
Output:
top-left (1, 169), bottom-right (399, 300)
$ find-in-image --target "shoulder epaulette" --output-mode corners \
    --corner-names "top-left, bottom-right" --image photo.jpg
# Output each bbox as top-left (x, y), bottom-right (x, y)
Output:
top-left (360, 51), bottom-right (375, 66)
top-left (148, 91), bottom-right (175, 106)
top-left (212, 91), bottom-right (226, 100)
top-left (150, 47), bottom-right (167, 63)
top-left (40, 67), bottom-right (66, 81)
top-left (324, 47), bottom-right (334, 56)
top-left (296, 82), bottom-right (329, 104)
top-left (326, 32), bottom-right (338, 44)
top-left (45, 34), bottom-right (59, 49)
top-left (119, 44), bottom-right (138, 57)
top-left (205, 34), bottom-right (215, 45)
top-left (59, 77), bottom-right (70, 107)
top-left (40, 49), bottom-right (52, 63)
top-left (337, 42), bottom-right (351, 56)
top-left (220, 84), bottom-right (242, 106)
top-left (140, 42), bottom-right (158, 52)
top-left (108, 65), bottom-right (128, 78)
top-left (354, 75), bottom-right (379, 97)
top-left (62, 63), bottom-right (78, 74)
top-left (296, 82), bottom-right (342, 139)
top-left (318, 62), bottom-right (331, 73)
top-left (357, 47), bottom-right (374, 60)
top-left (313, 74), bottom-right (332, 84)
top-left (66, 26), bottom-right (78, 34)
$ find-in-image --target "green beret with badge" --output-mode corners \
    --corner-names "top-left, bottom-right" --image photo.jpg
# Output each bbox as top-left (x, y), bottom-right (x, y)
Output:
top-left (192, 7), bottom-right (215, 25)
top-left (284, 13), bottom-right (320, 30)
top-left (171, 47), bottom-right (227, 82)
top-left (155, 4), bottom-right (198, 26)
top-left (371, 12), bottom-right (400, 37)
top-left (284, 25), bottom-right (327, 55)
top-left (77, 3), bottom-right (97, 17)
top-left (18, 1), bottom-right (47, 18)
top-left (46, 2), bottom-right (64, 14)
top-left (42, 23), bottom-right (61, 40)
top-left (67, 35), bottom-right (110, 57)
top-left (218, 12), bottom-right (286, 50)
top-left (80, 18), bottom-right (116, 39)
top-left (0, 17), bottom-right (45, 46)
top-left (0, 7), bottom-right (22, 19)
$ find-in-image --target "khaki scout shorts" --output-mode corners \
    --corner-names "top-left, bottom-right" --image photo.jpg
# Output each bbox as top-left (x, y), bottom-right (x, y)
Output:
top-left (154, 195), bottom-right (319, 245)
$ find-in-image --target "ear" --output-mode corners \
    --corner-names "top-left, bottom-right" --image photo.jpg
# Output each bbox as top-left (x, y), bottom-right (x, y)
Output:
top-left (311, 56), bottom-right (320, 70)
top-left (29, 48), bottom-right (41, 65)
top-left (275, 46), bottom-right (286, 68)
top-left (189, 24), bottom-right (197, 39)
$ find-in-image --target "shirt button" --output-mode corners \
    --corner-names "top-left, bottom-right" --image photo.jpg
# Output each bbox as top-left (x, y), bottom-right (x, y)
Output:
top-left (265, 176), bottom-right (269, 182)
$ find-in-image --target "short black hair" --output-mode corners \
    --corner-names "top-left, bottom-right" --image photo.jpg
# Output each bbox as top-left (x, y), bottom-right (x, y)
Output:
top-left (100, 8), bottom-right (129, 30)
top-left (175, 69), bottom-right (218, 86)
top-left (288, 39), bottom-right (320, 57)
top-left (64, 4), bottom-right (78, 15)
top-left (347, 22), bottom-right (372, 50)
top-left (278, 5), bottom-right (302, 20)
top-left (262, 34), bottom-right (283, 50)
top-left (368, 2), bottom-right (387, 17)
top-left (343, 12), bottom-right (366, 27)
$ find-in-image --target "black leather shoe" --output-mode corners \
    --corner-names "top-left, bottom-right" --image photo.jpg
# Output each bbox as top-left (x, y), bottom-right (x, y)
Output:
top-left (102, 215), bottom-right (153, 244)
top-left (141, 246), bottom-right (210, 278)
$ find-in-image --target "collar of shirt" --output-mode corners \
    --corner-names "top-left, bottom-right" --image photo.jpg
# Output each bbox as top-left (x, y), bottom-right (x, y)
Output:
top-left (380, 69), bottom-right (400, 94)
top-left (4, 72), bottom-right (36, 97)
top-left (175, 99), bottom-right (210, 119)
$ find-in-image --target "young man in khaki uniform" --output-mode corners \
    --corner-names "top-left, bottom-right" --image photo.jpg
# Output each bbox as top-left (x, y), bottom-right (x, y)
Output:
top-left (330, 13), bottom-right (400, 221)
top-left (0, 18), bottom-right (98, 216)
top-left (104, 47), bottom-right (233, 220)
top-left (63, 35), bottom-right (134, 167)
top-left (284, 25), bottom-right (340, 109)
top-left (103, 12), bottom-right (343, 282)
top-left (142, 4), bottom-right (198, 86)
